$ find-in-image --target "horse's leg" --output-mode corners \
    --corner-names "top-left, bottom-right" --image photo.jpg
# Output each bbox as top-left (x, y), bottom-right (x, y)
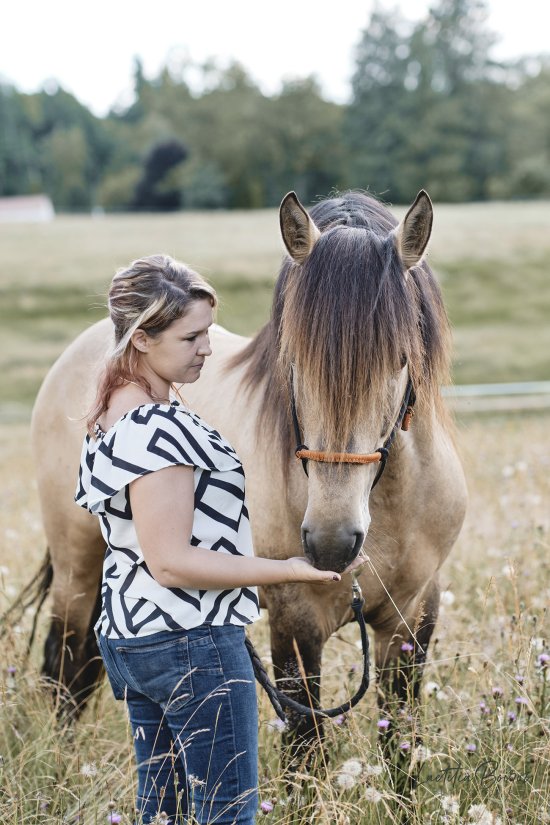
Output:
top-left (372, 578), bottom-right (440, 796)
top-left (265, 584), bottom-right (330, 774)
top-left (42, 506), bottom-right (105, 716)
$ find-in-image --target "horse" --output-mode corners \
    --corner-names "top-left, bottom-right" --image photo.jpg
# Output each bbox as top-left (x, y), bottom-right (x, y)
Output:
top-left (28, 189), bottom-right (467, 770)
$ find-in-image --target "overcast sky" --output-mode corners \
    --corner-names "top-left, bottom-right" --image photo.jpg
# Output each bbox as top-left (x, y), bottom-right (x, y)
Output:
top-left (2, 0), bottom-right (549, 116)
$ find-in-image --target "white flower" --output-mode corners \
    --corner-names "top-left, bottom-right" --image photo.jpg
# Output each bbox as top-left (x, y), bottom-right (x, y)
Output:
top-left (436, 690), bottom-right (450, 702)
top-left (364, 787), bottom-right (382, 803)
top-left (266, 718), bottom-right (287, 732)
top-left (364, 763), bottom-right (384, 777)
top-left (440, 590), bottom-right (455, 606)
top-left (531, 637), bottom-right (546, 651)
top-left (336, 771), bottom-right (357, 789)
top-left (339, 758), bottom-right (362, 776)
top-left (467, 803), bottom-right (501, 824)
top-left (424, 680), bottom-right (440, 696)
top-left (441, 795), bottom-right (459, 814)
top-left (412, 745), bottom-right (432, 763)
top-left (80, 762), bottom-right (97, 777)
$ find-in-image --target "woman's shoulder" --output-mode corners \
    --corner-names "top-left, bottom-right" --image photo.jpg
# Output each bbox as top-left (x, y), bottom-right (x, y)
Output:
top-left (98, 385), bottom-right (154, 434)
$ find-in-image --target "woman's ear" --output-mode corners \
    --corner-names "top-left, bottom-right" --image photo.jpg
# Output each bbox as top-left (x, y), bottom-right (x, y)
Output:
top-left (131, 329), bottom-right (151, 353)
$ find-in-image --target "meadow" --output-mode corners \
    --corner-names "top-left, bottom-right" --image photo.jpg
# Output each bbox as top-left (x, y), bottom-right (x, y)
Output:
top-left (0, 202), bottom-right (549, 823)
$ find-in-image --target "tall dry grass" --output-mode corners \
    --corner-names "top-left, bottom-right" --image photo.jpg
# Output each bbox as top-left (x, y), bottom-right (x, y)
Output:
top-left (1, 410), bottom-right (549, 823)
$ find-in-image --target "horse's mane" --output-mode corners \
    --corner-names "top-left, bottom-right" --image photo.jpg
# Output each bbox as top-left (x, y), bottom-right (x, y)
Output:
top-left (229, 191), bottom-right (451, 462)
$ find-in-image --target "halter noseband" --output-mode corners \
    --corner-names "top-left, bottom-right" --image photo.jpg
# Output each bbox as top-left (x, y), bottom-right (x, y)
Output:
top-left (290, 374), bottom-right (416, 487)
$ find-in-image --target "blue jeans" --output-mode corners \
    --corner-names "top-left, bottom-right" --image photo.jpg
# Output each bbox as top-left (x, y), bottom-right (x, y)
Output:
top-left (97, 624), bottom-right (258, 824)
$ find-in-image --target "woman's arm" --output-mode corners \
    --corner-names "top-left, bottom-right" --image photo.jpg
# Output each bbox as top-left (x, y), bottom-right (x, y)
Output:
top-left (129, 465), bottom-right (353, 589)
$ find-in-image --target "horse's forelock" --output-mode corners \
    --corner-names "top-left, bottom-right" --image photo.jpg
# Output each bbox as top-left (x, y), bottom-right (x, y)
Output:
top-left (230, 192), bottom-right (451, 463)
top-left (277, 195), bottom-right (451, 451)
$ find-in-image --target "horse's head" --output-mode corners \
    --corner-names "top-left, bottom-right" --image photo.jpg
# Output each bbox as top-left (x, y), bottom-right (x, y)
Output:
top-left (277, 189), bottom-right (446, 572)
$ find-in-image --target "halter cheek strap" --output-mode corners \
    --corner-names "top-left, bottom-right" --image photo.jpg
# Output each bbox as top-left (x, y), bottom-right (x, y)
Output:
top-left (290, 376), bottom-right (415, 487)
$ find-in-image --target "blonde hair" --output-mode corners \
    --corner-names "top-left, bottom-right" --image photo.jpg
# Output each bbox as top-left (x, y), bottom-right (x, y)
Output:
top-left (87, 254), bottom-right (216, 435)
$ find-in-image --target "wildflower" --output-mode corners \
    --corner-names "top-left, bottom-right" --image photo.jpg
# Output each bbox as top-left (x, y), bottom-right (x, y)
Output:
top-left (537, 653), bottom-right (550, 669)
top-left (151, 815), bottom-right (171, 825)
top-left (507, 711), bottom-right (516, 723)
top-left (467, 802), bottom-right (501, 824)
top-left (333, 714), bottom-right (346, 726)
top-left (515, 673), bottom-right (524, 684)
top-left (399, 741), bottom-right (411, 751)
top-left (479, 701), bottom-right (490, 714)
top-left (514, 696), bottom-right (528, 706)
top-left (364, 787), bottom-right (382, 803)
top-left (424, 680), bottom-right (440, 696)
top-left (260, 800), bottom-right (274, 814)
top-left (491, 686), bottom-right (503, 697)
top-left (339, 758), bottom-right (362, 776)
top-left (80, 762), bottom-right (97, 777)
top-left (107, 815), bottom-right (122, 824)
top-left (377, 719), bottom-right (390, 730)
top-left (7, 665), bottom-right (16, 675)
top-left (465, 743), bottom-right (477, 753)
top-left (266, 718), bottom-right (286, 732)
top-left (441, 795), bottom-right (460, 814)
top-left (412, 745), bottom-right (432, 763)
top-left (364, 763), bottom-right (383, 777)
top-left (436, 690), bottom-right (449, 701)
top-left (440, 590), bottom-right (455, 607)
top-left (337, 771), bottom-right (358, 789)
top-left (401, 642), bottom-right (414, 653)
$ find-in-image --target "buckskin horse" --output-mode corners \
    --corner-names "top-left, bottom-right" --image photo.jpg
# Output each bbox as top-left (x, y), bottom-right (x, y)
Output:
top-left (27, 189), bottom-right (466, 766)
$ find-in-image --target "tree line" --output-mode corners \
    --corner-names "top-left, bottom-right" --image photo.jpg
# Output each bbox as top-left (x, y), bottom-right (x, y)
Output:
top-left (1, 0), bottom-right (549, 211)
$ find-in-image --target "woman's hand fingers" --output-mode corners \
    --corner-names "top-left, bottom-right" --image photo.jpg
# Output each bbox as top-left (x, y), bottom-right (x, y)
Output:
top-left (286, 557), bottom-right (341, 584)
top-left (342, 550), bottom-right (369, 576)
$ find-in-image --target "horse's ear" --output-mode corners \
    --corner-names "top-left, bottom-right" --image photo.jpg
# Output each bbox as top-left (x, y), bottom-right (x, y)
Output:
top-left (394, 190), bottom-right (433, 271)
top-left (279, 192), bottom-right (321, 264)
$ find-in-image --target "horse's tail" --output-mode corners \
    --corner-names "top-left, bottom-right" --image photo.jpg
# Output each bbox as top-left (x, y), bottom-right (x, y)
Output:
top-left (0, 548), bottom-right (53, 653)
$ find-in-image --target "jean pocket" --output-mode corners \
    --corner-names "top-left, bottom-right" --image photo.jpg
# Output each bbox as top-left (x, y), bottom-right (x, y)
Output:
top-left (116, 634), bottom-right (194, 712)
top-left (97, 635), bottom-right (126, 701)
top-left (188, 628), bottom-right (223, 676)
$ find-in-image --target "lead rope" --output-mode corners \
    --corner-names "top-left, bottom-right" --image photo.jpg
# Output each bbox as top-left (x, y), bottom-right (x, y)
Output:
top-left (245, 575), bottom-right (369, 721)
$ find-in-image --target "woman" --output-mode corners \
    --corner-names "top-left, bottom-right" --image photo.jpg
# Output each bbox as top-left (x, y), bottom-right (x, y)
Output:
top-left (76, 254), bottom-right (362, 825)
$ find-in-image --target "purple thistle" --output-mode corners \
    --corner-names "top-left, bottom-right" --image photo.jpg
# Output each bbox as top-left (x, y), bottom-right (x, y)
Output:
top-left (507, 711), bottom-right (517, 722)
top-left (399, 741), bottom-right (411, 750)
top-left (465, 743), bottom-right (477, 753)
top-left (401, 642), bottom-right (414, 653)
top-left (515, 696), bottom-right (528, 706)
top-left (7, 665), bottom-right (16, 675)
top-left (333, 714), bottom-right (346, 726)
top-left (491, 686), bottom-right (504, 697)
top-left (377, 719), bottom-right (391, 730)
top-left (515, 674), bottom-right (524, 684)
top-left (260, 801), bottom-right (274, 814)
top-left (537, 653), bottom-right (550, 668)
top-left (107, 815), bottom-right (122, 824)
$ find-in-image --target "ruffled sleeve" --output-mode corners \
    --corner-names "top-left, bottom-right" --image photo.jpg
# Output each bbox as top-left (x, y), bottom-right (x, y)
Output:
top-left (75, 402), bottom-right (242, 515)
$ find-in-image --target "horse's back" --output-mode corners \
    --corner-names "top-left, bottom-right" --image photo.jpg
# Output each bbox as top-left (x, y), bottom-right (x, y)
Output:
top-left (31, 319), bottom-right (113, 546)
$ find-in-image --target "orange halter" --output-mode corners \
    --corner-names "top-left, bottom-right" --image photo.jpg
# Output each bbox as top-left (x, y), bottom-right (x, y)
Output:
top-left (290, 377), bottom-right (415, 485)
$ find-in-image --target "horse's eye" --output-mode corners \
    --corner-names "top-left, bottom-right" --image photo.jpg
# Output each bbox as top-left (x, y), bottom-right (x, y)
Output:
top-left (400, 354), bottom-right (407, 369)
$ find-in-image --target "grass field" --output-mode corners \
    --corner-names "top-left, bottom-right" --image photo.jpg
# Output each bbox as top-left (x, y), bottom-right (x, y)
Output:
top-left (0, 202), bottom-right (549, 822)
top-left (1, 200), bottom-right (549, 420)
top-left (1, 412), bottom-right (549, 823)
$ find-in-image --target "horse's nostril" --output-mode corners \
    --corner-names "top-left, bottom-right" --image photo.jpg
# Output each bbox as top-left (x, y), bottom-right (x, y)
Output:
top-left (353, 532), bottom-right (365, 556)
top-left (301, 528), bottom-right (317, 562)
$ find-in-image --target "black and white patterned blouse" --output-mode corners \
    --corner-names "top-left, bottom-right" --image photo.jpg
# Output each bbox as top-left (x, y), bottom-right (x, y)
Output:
top-left (75, 401), bottom-right (260, 639)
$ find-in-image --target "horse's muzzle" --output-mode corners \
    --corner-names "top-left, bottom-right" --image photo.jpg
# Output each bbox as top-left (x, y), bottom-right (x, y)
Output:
top-left (301, 526), bottom-right (365, 573)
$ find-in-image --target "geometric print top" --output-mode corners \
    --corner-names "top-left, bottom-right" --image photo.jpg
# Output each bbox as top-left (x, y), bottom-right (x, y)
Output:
top-left (75, 400), bottom-right (260, 639)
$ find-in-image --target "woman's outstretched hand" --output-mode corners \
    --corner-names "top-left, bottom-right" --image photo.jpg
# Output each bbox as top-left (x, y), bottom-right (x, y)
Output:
top-left (285, 550), bottom-right (368, 585)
